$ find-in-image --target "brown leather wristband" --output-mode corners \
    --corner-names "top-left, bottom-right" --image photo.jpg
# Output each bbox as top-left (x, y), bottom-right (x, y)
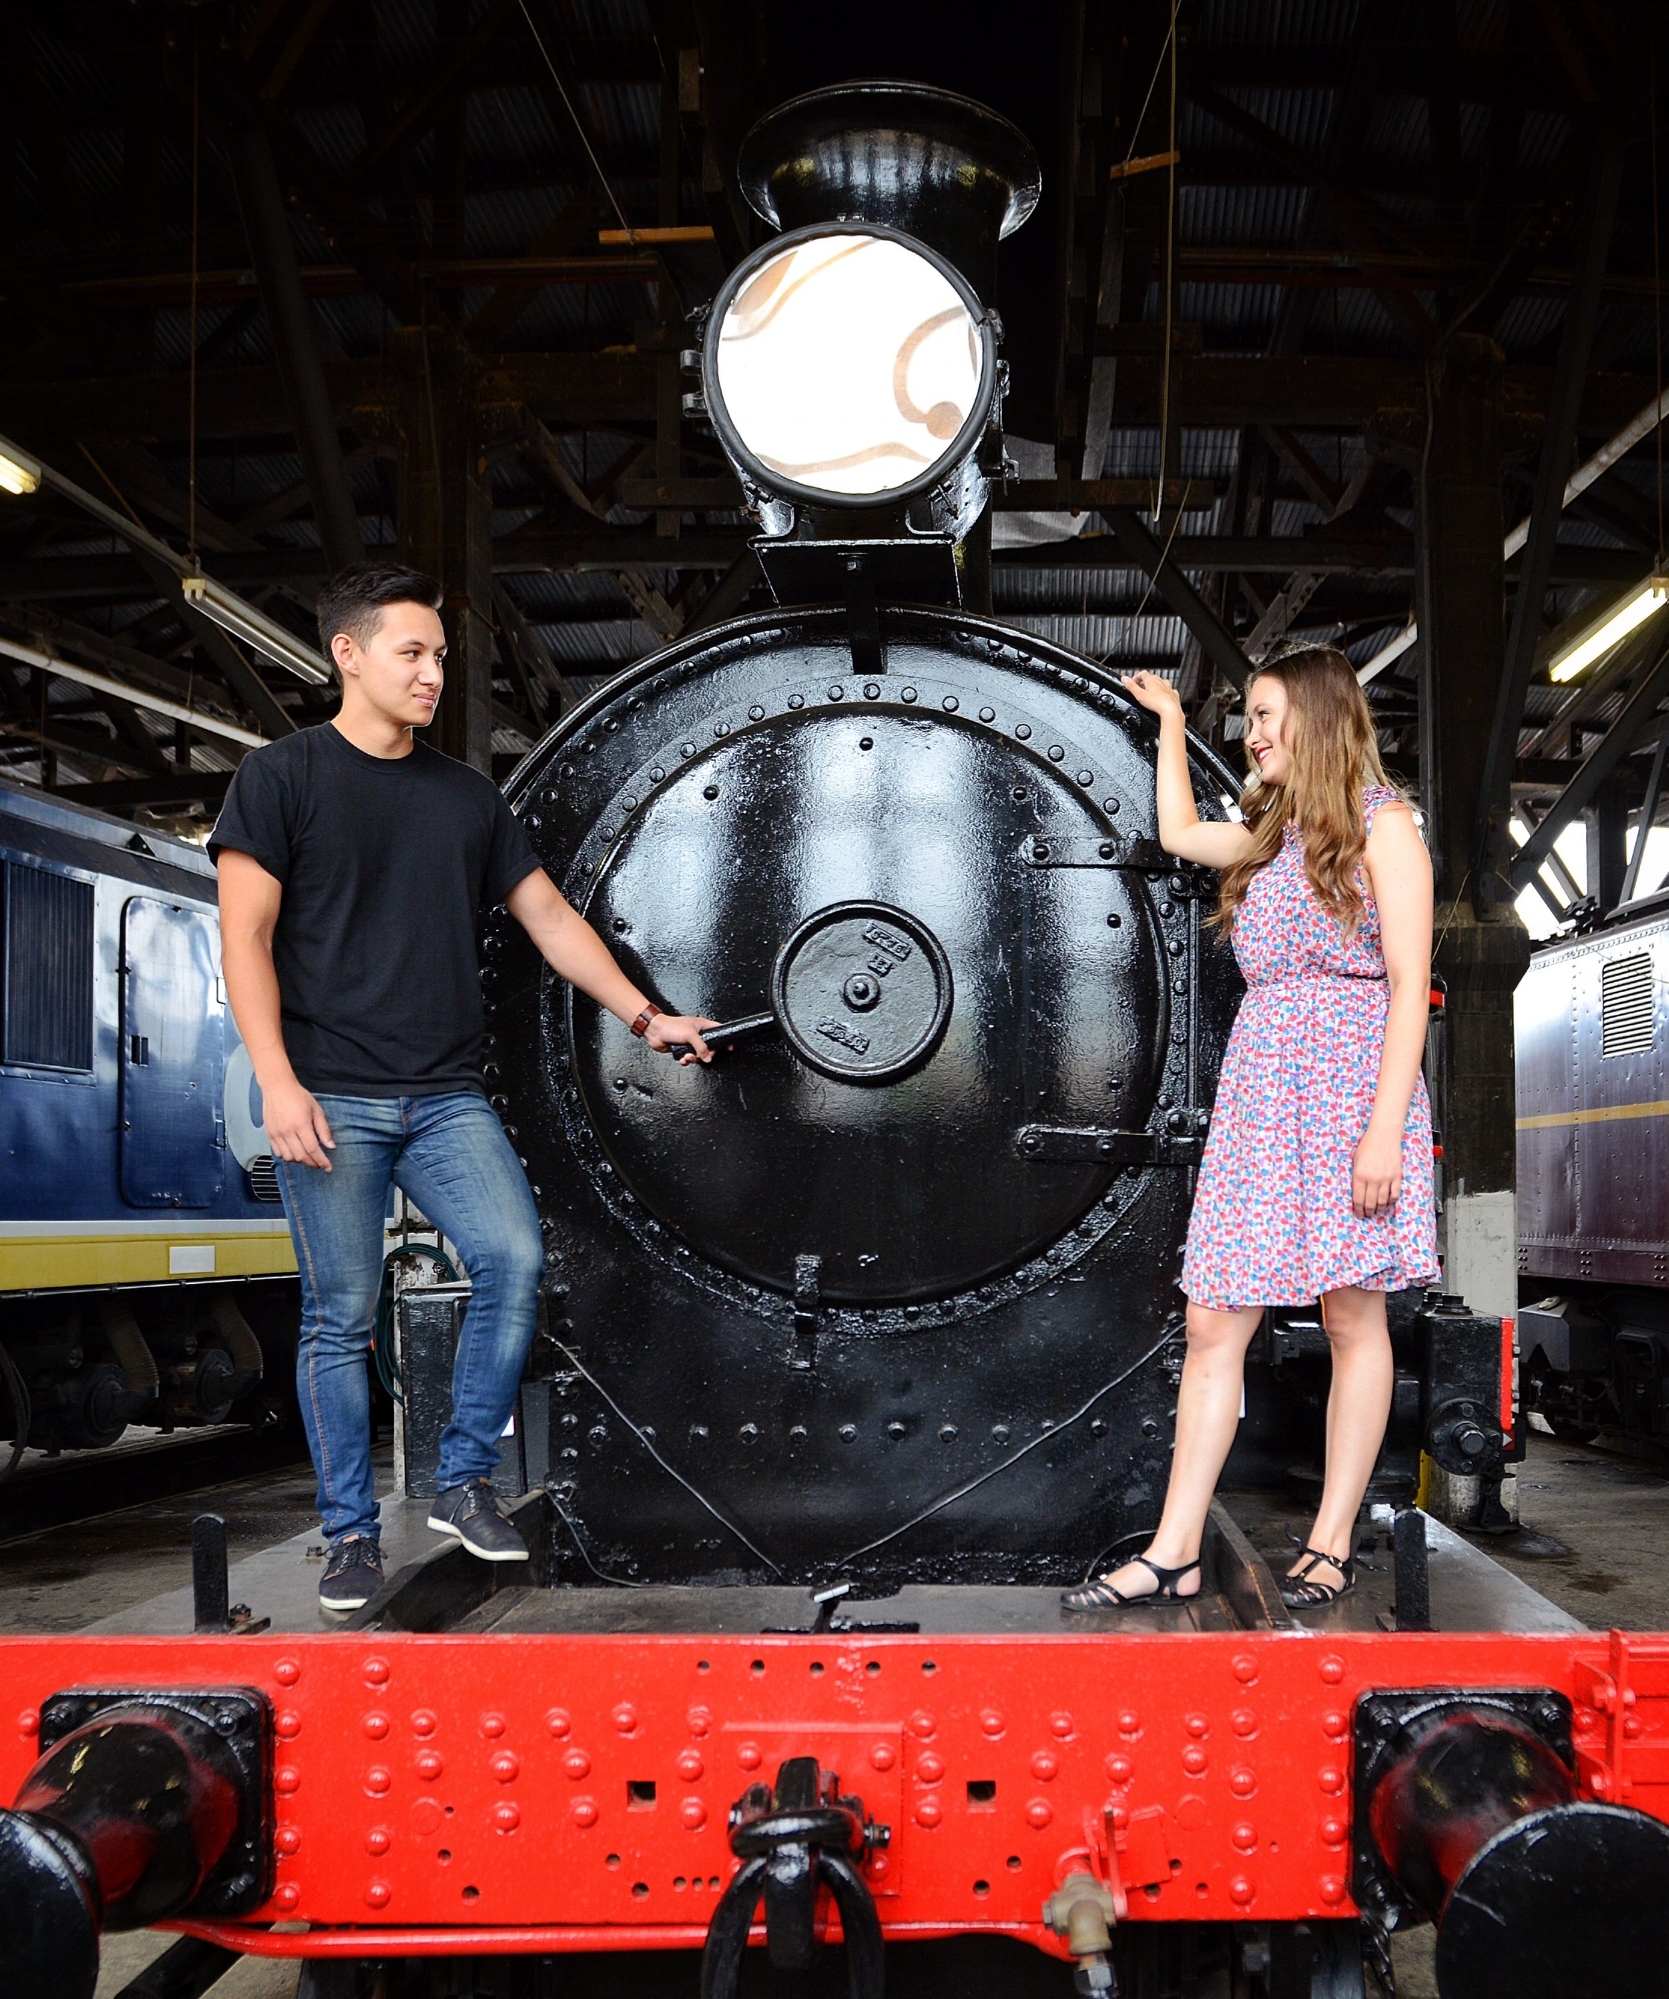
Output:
top-left (629, 1003), bottom-right (664, 1039)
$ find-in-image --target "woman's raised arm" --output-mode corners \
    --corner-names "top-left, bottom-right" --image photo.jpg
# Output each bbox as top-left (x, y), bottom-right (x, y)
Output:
top-left (1120, 671), bottom-right (1256, 869)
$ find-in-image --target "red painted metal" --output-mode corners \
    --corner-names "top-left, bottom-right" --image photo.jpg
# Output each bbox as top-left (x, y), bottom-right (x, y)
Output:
top-left (3, 1630), bottom-right (1667, 1958)
top-left (1500, 1318), bottom-right (1517, 1435)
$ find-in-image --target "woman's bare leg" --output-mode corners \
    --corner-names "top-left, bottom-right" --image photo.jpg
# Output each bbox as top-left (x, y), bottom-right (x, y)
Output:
top-left (1095, 1301), bottom-right (1264, 1600)
top-left (1288, 1284), bottom-right (1394, 1589)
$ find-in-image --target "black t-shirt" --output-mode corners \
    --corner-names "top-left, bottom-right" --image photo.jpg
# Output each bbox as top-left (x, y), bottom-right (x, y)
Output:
top-left (209, 725), bottom-right (540, 1096)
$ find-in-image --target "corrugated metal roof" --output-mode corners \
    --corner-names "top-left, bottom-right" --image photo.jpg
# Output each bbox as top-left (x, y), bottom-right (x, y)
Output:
top-left (1196, 0), bottom-right (1362, 47)
top-left (1179, 183), bottom-right (1313, 249)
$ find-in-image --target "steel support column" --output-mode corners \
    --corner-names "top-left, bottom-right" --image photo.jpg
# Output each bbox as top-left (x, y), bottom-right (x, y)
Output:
top-left (227, 128), bottom-right (366, 575)
top-left (390, 327), bottom-right (494, 773)
top-left (1415, 331), bottom-right (1528, 1523)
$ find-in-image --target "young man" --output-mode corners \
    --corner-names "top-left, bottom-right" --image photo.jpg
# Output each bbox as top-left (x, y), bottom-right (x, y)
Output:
top-left (213, 564), bottom-right (715, 1612)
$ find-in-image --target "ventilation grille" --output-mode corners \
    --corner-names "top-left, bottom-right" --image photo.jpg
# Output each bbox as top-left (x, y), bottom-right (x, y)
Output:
top-left (3, 864), bottom-right (94, 1071)
top-left (245, 1155), bottom-right (283, 1204)
top-left (1602, 951), bottom-right (1657, 1058)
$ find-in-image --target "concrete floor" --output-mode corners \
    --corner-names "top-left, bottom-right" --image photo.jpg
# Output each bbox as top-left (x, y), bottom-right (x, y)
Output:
top-left (5, 1428), bottom-right (1664, 1999)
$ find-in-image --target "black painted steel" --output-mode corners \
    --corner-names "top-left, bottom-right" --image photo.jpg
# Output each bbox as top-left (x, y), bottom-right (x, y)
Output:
top-left (1435, 1801), bottom-right (1669, 1999)
top-left (490, 604), bottom-right (1242, 1585)
top-left (0, 1805), bottom-right (100, 1999)
top-left (736, 82), bottom-right (1041, 301)
top-left (700, 1757), bottom-right (885, 1999)
top-left (1363, 1695), bottom-right (1669, 1997)
top-left (191, 1512), bottom-right (230, 1633)
top-left (0, 1690), bottom-right (270, 1998)
top-left (1352, 1690), bottom-right (1576, 1933)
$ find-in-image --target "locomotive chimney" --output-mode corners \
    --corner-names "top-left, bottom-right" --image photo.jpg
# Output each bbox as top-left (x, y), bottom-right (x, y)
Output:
top-left (734, 80), bottom-right (1040, 304)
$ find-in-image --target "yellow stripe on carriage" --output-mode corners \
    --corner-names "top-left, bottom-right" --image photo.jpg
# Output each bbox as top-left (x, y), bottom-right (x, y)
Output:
top-left (1517, 1098), bottom-right (1669, 1130)
top-left (0, 1231), bottom-right (296, 1290)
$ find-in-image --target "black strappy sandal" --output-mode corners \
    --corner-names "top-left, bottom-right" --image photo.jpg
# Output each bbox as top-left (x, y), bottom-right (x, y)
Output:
top-left (1061, 1556), bottom-right (1202, 1612)
top-left (1281, 1546), bottom-right (1355, 1608)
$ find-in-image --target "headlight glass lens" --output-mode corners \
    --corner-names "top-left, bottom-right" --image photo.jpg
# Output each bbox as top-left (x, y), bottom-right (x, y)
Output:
top-left (712, 233), bottom-right (987, 497)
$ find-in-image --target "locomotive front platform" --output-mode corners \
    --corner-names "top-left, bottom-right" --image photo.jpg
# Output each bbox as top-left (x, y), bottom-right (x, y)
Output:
top-left (0, 1486), bottom-right (1661, 1999)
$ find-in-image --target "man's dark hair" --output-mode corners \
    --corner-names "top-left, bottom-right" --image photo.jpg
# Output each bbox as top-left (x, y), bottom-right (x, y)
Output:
top-left (317, 563), bottom-right (444, 657)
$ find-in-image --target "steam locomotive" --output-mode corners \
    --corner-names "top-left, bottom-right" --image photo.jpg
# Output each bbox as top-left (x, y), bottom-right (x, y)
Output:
top-left (0, 780), bottom-right (295, 1472)
top-left (1, 82), bottom-right (1667, 1999)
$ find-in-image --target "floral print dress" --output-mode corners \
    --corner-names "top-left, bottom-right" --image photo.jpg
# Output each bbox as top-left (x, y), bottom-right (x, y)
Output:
top-left (1180, 785), bottom-right (1440, 1310)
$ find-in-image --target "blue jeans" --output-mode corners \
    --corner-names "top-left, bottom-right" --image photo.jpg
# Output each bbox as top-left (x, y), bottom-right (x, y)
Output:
top-left (276, 1092), bottom-right (544, 1545)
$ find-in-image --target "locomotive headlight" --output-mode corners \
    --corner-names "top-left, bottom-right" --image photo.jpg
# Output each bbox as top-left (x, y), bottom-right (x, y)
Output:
top-left (702, 225), bottom-right (996, 506)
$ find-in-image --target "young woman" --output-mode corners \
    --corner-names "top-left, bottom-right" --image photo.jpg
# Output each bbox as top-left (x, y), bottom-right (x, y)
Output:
top-left (1064, 644), bottom-right (1438, 1612)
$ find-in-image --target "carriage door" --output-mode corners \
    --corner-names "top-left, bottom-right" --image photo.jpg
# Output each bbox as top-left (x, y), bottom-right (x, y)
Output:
top-left (119, 897), bottom-right (224, 1207)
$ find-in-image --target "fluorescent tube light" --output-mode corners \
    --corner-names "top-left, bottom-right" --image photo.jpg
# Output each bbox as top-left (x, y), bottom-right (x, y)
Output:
top-left (0, 444), bottom-right (41, 496)
top-left (0, 447), bottom-right (40, 497)
top-left (181, 573), bottom-right (331, 685)
top-left (0, 634), bottom-right (268, 748)
top-left (1547, 574), bottom-right (1669, 685)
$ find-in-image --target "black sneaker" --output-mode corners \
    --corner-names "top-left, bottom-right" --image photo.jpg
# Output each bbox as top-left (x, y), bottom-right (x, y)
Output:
top-left (427, 1481), bottom-right (529, 1562)
top-left (320, 1535), bottom-right (384, 1611)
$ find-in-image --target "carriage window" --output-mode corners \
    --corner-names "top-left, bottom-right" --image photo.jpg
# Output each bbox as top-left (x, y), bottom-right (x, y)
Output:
top-left (2, 863), bottom-right (94, 1071)
top-left (1601, 951), bottom-right (1656, 1059)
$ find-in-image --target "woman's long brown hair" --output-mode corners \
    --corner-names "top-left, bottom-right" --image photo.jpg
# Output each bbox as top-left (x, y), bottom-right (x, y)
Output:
top-left (1211, 642), bottom-right (1393, 937)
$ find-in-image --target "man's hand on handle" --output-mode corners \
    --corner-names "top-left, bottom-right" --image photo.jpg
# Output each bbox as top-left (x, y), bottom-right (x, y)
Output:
top-left (644, 1013), bottom-right (720, 1065)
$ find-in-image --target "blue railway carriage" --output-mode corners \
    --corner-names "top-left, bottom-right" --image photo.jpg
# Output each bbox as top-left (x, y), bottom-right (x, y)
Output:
top-left (0, 780), bottom-right (298, 1464)
top-left (1517, 889), bottom-right (1669, 1443)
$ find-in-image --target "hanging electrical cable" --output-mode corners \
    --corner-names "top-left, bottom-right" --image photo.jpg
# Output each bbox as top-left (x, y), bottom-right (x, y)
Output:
top-left (515, 0), bottom-right (638, 243)
top-left (1653, 50), bottom-right (1664, 570)
top-left (187, 10), bottom-right (202, 567)
top-left (1155, 0), bottom-right (1180, 539)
